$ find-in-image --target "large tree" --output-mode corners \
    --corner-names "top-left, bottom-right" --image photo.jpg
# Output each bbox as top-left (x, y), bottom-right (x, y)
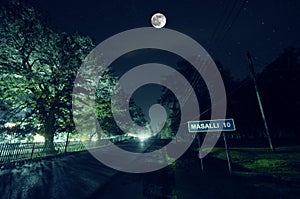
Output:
top-left (0, 2), bottom-right (94, 152)
top-left (94, 69), bottom-right (148, 139)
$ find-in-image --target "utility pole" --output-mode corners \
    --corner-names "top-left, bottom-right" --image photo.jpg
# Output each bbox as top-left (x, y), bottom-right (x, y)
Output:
top-left (247, 51), bottom-right (275, 152)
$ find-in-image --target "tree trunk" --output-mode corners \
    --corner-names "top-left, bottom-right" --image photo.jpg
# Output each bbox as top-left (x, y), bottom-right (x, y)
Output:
top-left (44, 131), bottom-right (56, 154)
top-left (43, 111), bottom-right (57, 154)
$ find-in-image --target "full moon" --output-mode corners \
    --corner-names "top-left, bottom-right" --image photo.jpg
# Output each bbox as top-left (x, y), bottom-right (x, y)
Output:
top-left (151, 13), bottom-right (166, 28)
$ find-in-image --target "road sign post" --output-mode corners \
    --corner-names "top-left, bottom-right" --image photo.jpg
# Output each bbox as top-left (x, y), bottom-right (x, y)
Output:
top-left (197, 134), bottom-right (204, 172)
top-left (222, 132), bottom-right (232, 174)
top-left (188, 119), bottom-right (236, 174)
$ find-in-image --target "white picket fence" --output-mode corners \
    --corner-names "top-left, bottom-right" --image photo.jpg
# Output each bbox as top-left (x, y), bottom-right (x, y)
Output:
top-left (0, 136), bottom-right (130, 165)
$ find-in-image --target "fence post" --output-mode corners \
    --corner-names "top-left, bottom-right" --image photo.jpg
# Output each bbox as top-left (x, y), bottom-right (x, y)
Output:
top-left (31, 143), bottom-right (35, 160)
top-left (64, 132), bottom-right (70, 153)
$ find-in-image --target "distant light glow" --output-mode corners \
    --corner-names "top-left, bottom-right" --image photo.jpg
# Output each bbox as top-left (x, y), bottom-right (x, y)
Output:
top-left (137, 133), bottom-right (151, 142)
top-left (33, 134), bottom-right (45, 142)
top-left (4, 122), bottom-right (17, 128)
top-left (127, 132), bottom-right (151, 142)
top-left (91, 135), bottom-right (98, 142)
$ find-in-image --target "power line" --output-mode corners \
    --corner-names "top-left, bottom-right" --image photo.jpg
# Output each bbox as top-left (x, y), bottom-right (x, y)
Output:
top-left (175, 0), bottom-right (248, 121)
top-left (212, 0), bottom-right (239, 44)
top-left (180, 74), bottom-right (252, 126)
top-left (181, 0), bottom-right (240, 105)
top-left (181, 55), bottom-right (208, 105)
top-left (184, 0), bottom-right (246, 101)
top-left (209, 0), bottom-right (232, 44)
top-left (215, 0), bottom-right (248, 45)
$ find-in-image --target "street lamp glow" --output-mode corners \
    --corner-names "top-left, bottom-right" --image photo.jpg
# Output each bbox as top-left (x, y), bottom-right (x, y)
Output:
top-left (137, 133), bottom-right (151, 142)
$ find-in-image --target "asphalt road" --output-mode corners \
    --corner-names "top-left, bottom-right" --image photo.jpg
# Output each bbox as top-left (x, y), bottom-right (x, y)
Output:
top-left (0, 138), bottom-right (176, 199)
top-left (1, 139), bottom-right (299, 198)
top-left (89, 138), bottom-right (177, 198)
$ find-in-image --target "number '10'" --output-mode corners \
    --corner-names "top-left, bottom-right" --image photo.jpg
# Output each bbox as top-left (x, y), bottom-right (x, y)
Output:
top-left (223, 122), bottom-right (231, 128)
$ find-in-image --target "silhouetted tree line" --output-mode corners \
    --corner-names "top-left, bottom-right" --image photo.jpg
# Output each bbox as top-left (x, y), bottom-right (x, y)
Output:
top-left (230, 47), bottom-right (300, 143)
top-left (160, 48), bottom-right (300, 144)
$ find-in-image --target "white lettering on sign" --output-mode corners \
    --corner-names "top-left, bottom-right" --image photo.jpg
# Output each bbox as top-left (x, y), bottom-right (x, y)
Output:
top-left (188, 119), bottom-right (236, 132)
top-left (190, 122), bottom-right (220, 130)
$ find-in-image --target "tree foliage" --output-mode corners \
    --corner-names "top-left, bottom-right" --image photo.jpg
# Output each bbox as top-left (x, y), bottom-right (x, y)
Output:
top-left (0, 1), bottom-right (148, 148)
top-left (0, 1), bottom-right (94, 150)
top-left (94, 70), bottom-right (148, 139)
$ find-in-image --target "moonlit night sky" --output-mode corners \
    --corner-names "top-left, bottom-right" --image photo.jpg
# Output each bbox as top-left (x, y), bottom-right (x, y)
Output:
top-left (16, 0), bottom-right (300, 119)
top-left (24, 0), bottom-right (300, 79)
